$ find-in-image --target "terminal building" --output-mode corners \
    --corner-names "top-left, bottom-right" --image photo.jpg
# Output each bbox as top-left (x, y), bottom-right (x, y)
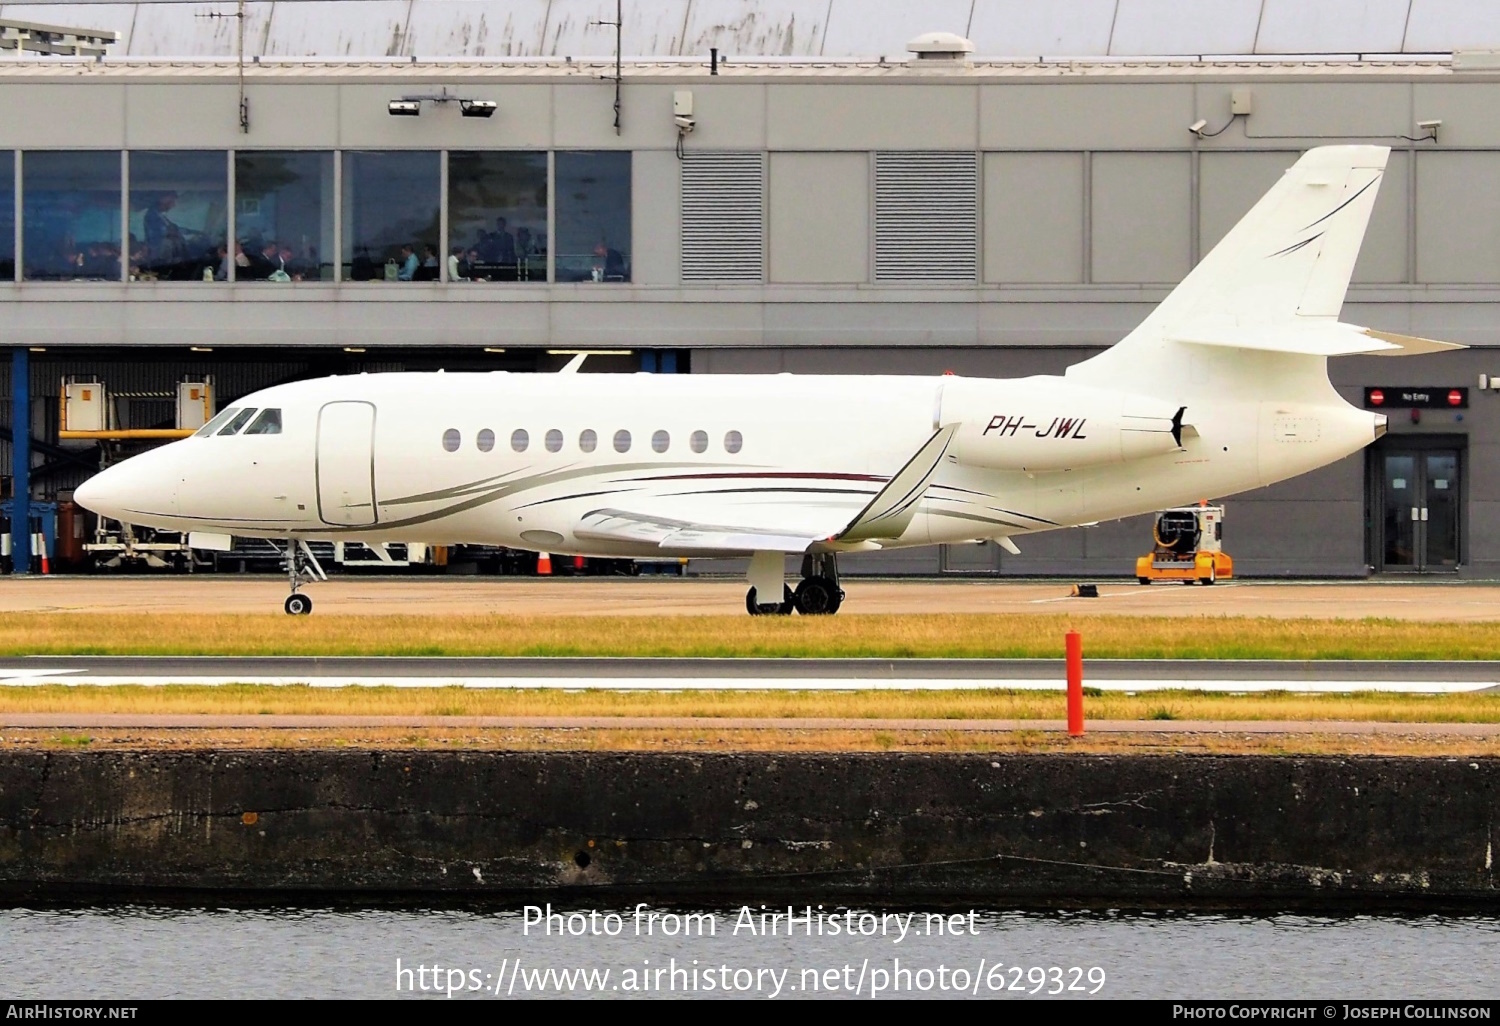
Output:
top-left (2, 0), bottom-right (1500, 578)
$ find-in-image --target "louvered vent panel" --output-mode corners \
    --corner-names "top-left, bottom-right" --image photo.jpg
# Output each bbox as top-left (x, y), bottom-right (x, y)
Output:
top-left (875, 152), bottom-right (978, 282)
top-left (681, 152), bottom-right (765, 282)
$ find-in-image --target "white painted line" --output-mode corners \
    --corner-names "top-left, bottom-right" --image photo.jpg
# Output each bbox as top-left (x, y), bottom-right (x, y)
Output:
top-left (0, 676), bottom-right (1487, 693)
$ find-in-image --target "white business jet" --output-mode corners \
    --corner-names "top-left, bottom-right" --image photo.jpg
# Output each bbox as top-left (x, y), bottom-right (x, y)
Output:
top-left (76, 146), bottom-right (1459, 616)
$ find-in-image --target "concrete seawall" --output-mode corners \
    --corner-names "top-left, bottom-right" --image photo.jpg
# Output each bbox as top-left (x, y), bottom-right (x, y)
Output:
top-left (1, 751), bottom-right (1496, 904)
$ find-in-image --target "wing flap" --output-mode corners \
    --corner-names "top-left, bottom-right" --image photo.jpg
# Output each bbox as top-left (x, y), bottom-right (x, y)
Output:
top-left (571, 426), bottom-right (960, 555)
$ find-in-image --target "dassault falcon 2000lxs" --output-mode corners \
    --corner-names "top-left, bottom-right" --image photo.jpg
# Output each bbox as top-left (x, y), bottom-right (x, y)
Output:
top-left (76, 145), bottom-right (1461, 616)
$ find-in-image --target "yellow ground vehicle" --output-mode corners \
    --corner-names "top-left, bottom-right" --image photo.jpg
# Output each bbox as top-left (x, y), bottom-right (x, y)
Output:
top-left (1136, 505), bottom-right (1233, 585)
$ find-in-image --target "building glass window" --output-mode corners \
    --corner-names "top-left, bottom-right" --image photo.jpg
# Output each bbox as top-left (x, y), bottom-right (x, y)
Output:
top-left (342, 151), bottom-right (440, 283)
top-left (128, 151), bottom-right (227, 282)
top-left (23, 151), bottom-right (121, 282)
top-left (0, 152), bottom-right (13, 281)
top-left (555, 151), bottom-right (631, 283)
top-left (236, 151), bottom-right (335, 283)
top-left (448, 152), bottom-right (547, 283)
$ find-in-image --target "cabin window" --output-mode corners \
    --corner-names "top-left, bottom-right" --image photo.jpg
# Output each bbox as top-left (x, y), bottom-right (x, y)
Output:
top-left (476, 428), bottom-right (495, 452)
top-left (242, 408), bottom-right (283, 435)
top-left (195, 408), bottom-right (240, 437)
top-left (511, 428), bottom-right (529, 453)
top-left (545, 428), bottom-right (564, 453)
top-left (442, 428), bottom-right (461, 452)
top-left (690, 429), bottom-right (708, 453)
top-left (218, 408), bottom-right (258, 436)
top-left (724, 430), bottom-right (743, 454)
top-left (579, 429), bottom-right (597, 453)
top-left (613, 429), bottom-right (631, 453)
top-left (651, 430), bottom-right (670, 453)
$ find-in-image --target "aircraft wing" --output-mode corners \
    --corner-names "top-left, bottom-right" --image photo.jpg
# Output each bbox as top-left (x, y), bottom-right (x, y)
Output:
top-left (573, 425), bottom-right (959, 554)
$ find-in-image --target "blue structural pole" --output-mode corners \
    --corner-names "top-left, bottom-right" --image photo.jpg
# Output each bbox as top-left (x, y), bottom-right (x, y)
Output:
top-left (10, 347), bottom-right (29, 574)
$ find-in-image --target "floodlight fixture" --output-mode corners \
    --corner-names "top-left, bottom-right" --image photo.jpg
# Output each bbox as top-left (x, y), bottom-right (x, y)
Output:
top-left (388, 100), bottom-right (421, 117)
top-left (460, 99), bottom-right (497, 118)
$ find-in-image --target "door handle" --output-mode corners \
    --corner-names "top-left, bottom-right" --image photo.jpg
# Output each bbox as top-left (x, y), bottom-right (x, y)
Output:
top-left (1411, 507), bottom-right (1419, 521)
top-left (1421, 507), bottom-right (1429, 522)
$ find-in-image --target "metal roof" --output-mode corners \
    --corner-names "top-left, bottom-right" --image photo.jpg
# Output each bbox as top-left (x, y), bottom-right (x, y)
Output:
top-left (0, 0), bottom-right (1493, 61)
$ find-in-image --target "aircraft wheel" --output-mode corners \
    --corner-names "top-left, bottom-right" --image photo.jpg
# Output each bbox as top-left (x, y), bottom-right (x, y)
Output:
top-left (284, 593), bottom-right (313, 616)
top-left (794, 577), bottom-right (841, 615)
top-left (745, 585), bottom-right (795, 616)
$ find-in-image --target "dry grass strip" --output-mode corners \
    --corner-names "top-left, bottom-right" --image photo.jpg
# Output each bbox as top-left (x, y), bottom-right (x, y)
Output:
top-left (4, 612), bottom-right (1500, 659)
top-left (3, 685), bottom-right (1498, 723)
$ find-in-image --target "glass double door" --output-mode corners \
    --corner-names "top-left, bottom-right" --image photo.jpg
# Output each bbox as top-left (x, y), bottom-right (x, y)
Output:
top-left (1377, 446), bottom-right (1461, 572)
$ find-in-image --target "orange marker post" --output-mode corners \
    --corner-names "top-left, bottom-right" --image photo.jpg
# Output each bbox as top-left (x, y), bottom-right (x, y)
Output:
top-left (536, 551), bottom-right (553, 576)
top-left (1066, 630), bottom-right (1085, 736)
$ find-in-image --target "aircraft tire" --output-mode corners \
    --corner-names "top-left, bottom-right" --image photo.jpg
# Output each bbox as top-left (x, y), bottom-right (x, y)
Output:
top-left (745, 585), bottom-right (795, 616)
top-left (284, 593), bottom-right (313, 616)
top-left (794, 577), bottom-right (841, 615)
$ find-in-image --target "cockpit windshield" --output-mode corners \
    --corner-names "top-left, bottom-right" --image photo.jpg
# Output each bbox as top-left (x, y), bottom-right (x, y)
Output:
top-left (243, 408), bottom-right (282, 435)
top-left (194, 407), bottom-right (240, 437)
top-left (217, 408), bottom-right (258, 436)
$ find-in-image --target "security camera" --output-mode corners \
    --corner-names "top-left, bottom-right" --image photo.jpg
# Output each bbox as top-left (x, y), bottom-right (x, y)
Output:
top-left (1417, 119), bottom-right (1442, 131)
top-left (1188, 118), bottom-right (1208, 135)
top-left (674, 115), bottom-right (696, 133)
top-left (388, 100), bottom-right (421, 117)
top-left (460, 100), bottom-right (497, 118)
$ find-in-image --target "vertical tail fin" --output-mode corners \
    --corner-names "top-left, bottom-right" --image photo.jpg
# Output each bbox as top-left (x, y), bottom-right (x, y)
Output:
top-left (1070, 145), bottom-right (1390, 392)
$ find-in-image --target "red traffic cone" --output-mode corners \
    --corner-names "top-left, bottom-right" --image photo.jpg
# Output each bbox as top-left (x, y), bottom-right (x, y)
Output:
top-left (536, 551), bottom-right (552, 576)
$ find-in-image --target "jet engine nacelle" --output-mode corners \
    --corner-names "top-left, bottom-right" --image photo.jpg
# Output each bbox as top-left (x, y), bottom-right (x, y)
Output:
top-left (940, 376), bottom-right (1184, 472)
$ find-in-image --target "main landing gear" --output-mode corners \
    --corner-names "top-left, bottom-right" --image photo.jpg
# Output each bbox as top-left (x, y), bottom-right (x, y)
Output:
top-left (744, 552), bottom-right (845, 616)
top-left (282, 539), bottom-right (327, 615)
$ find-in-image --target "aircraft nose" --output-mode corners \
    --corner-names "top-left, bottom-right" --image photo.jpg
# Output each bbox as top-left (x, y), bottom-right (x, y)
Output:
top-left (73, 450), bottom-right (179, 523)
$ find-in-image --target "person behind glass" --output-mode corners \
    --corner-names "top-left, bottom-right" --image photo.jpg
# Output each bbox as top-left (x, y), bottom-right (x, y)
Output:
top-left (215, 244), bottom-right (231, 281)
top-left (448, 245), bottom-right (467, 282)
top-left (396, 243), bottom-right (419, 282)
top-left (144, 191), bottom-right (184, 270)
top-left (591, 240), bottom-right (626, 282)
top-left (418, 244), bottom-right (440, 281)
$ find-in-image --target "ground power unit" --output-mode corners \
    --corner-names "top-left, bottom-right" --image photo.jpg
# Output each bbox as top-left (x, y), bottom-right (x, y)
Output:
top-left (1136, 505), bottom-right (1233, 585)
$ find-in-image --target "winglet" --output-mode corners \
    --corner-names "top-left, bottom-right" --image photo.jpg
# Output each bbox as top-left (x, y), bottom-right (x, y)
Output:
top-left (838, 425), bottom-right (957, 543)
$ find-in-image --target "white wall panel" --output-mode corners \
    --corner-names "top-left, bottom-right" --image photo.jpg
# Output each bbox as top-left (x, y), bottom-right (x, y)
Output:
top-left (631, 149), bottom-right (679, 284)
top-left (1091, 152), bottom-right (1191, 284)
top-left (1254, 0), bottom-right (1410, 54)
top-left (125, 84), bottom-right (245, 149)
top-left (966, 0), bottom-right (1116, 57)
top-left (768, 85), bottom-right (977, 151)
top-left (1244, 83), bottom-right (1411, 138)
top-left (983, 152), bottom-right (1083, 284)
top-left (768, 151), bottom-right (867, 283)
top-left (0, 84), bottom-right (124, 147)
top-left (981, 84), bottom-right (1194, 150)
top-left (1109, 0), bottom-right (1261, 55)
top-left (821, 0), bottom-right (971, 60)
top-left (1415, 151), bottom-right (1500, 284)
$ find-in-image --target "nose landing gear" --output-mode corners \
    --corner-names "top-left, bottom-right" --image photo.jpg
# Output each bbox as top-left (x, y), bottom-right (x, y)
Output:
top-left (282, 538), bottom-right (326, 615)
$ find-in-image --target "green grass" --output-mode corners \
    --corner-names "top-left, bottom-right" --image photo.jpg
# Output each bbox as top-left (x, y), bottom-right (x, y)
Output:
top-left (1, 612), bottom-right (1498, 660)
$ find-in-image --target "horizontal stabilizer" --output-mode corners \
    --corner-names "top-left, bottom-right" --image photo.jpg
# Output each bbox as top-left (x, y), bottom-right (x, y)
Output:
top-left (1167, 322), bottom-right (1466, 358)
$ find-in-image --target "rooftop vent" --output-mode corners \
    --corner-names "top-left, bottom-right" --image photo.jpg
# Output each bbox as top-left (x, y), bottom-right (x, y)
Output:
top-left (906, 31), bottom-right (974, 64)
